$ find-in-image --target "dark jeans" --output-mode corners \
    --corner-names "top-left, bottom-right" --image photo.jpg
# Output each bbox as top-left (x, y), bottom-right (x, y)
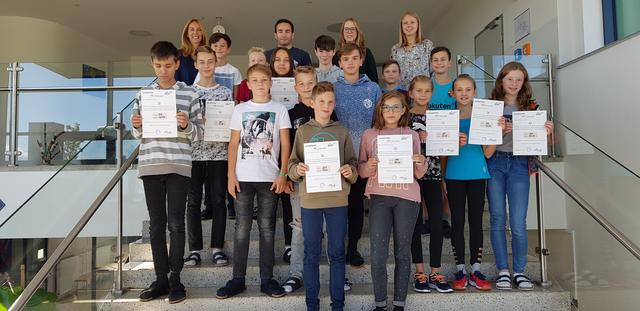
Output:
top-left (275, 193), bottom-right (293, 246)
top-left (142, 173), bottom-right (190, 281)
top-left (446, 179), bottom-right (486, 266)
top-left (411, 180), bottom-right (444, 267)
top-left (186, 161), bottom-right (227, 250)
top-left (369, 195), bottom-right (419, 308)
top-left (302, 206), bottom-right (347, 311)
top-left (232, 182), bottom-right (277, 280)
top-left (347, 177), bottom-right (367, 251)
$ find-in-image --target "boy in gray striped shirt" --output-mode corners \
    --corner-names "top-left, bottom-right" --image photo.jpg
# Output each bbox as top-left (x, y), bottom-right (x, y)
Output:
top-left (131, 41), bottom-right (202, 304)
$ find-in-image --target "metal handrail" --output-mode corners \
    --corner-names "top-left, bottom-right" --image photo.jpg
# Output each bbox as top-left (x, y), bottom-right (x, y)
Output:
top-left (8, 145), bottom-right (139, 311)
top-left (533, 158), bottom-right (640, 261)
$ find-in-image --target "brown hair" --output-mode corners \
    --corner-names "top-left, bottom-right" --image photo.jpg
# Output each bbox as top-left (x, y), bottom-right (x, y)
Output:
top-left (270, 47), bottom-right (295, 77)
top-left (408, 75), bottom-right (433, 92)
top-left (179, 19), bottom-right (207, 57)
top-left (247, 64), bottom-right (272, 79)
top-left (294, 65), bottom-right (317, 82)
top-left (337, 43), bottom-right (363, 59)
top-left (194, 45), bottom-right (217, 62)
top-left (399, 11), bottom-right (424, 47)
top-left (312, 81), bottom-right (334, 99)
top-left (338, 18), bottom-right (366, 49)
top-left (372, 91), bottom-right (411, 129)
top-left (491, 62), bottom-right (533, 111)
top-left (382, 59), bottom-right (401, 72)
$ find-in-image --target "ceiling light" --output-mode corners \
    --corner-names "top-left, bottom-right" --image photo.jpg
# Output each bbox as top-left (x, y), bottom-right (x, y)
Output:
top-left (128, 30), bottom-right (152, 37)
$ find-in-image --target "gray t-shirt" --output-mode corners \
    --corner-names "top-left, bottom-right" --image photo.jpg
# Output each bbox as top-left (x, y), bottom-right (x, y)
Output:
top-left (496, 104), bottom-right (519, 153)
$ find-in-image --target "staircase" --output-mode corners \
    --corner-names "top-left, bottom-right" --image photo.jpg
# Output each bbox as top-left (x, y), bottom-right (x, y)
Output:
top-left (104, 211), bottom-right (570, 310)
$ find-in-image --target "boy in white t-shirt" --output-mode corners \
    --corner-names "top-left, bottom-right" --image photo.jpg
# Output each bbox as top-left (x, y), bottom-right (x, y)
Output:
top-left (216, 64), bottom-right (292, 300)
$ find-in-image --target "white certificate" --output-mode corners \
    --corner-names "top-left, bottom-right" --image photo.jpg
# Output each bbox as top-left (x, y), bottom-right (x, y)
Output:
top-left (140, 89), bottom-right (178, 138)
top-left (425, 110), bottom-right (459, 156)
top-left (513, 110), bottom-right (548, 156)
top-left (204, 100), bottom-right (235, 142)
top-left (270, 77), bottom-right (297, 110)
top-left (377, 135), bottom-right (413, 184)
top-left (304, 141), bottom-right (342, 193)
top-left (469, 99), bottom-right (504, 145)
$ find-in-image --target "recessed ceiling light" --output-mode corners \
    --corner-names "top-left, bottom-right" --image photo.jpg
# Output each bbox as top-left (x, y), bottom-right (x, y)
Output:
top-left (326, 23), bottom-right (342, 33)
top-left (128, 30), bottom-right (152, 37)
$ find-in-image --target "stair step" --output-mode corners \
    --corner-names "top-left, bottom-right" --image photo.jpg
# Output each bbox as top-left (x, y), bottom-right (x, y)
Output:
top-left (104, 284), bottom-right (570, 311)
top-left (129, 231), bottom-right (510, 262)
top-left (113, 255), bottom-right (540, 289)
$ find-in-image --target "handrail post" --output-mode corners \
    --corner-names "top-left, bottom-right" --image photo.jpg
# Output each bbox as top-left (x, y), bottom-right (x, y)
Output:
top-left (113, 112), bottom-right (124, 295)
top-left (535, 159), bottom-right (552, 287)
top-left (542, 54), bottom-right (557, 157)
top-left (6, 62), bottom-right (23, 166)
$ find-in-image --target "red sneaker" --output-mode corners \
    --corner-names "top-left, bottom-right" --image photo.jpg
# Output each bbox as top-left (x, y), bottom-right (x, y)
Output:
top-left (469, 271), bottom-right (492, 291)
top-left (451, 270), bottom-right (467, 290)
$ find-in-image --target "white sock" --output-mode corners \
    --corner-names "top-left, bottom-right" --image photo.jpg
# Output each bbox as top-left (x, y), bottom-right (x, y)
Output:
top-left (472, 263), bottom-right (481, 273)
top-left (456, 264), bottom-right (466, 274)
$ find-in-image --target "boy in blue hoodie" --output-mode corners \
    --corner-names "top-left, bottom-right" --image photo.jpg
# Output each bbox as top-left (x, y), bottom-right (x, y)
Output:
top-left (333, 43), bottom-right (381, 270)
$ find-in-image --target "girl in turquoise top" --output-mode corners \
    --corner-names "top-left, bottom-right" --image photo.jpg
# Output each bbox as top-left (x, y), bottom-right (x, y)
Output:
top-left (446, 74), bottom-right (505, 291)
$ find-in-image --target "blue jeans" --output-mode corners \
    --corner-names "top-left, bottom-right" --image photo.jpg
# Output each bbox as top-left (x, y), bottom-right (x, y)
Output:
top-left (487, 152), bottom-right (530, 273)
top-left (302, 206), bottom-right (347, 311)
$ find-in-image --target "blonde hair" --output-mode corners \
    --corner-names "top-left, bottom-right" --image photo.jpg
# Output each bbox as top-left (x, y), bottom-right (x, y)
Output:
top-left (338, 18), bottom-right (366, 49)
top-left (179, 19), bottom-right (207, 57)
top-left (399, 11), bottom-right (424, 47)
top-left (247, 47), bottom-right (265, 56)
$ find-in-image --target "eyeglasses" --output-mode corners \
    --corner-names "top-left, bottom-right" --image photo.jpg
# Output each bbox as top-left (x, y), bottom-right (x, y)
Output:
top-left (344, 27), bottom-right (357, 33)
top-left (382, 105), bottom-right (404, 112)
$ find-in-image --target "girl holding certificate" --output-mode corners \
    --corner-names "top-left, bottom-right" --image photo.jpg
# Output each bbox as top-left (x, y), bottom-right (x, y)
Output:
top-left (487, 62), bottom-right (553, 290)
top-left (358, 91), bottom-right (427, 311)
top-left (446, 74), bottom-right (504, 291)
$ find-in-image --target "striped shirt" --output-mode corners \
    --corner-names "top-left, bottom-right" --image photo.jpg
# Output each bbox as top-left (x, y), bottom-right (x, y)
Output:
top-left (131, 81), bottom-right (202, 178)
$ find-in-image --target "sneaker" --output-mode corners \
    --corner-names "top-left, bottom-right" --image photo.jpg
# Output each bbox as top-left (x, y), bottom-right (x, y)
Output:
top-left (184, 251), bottom-right (202, 267)
top-left (442, 220), bottom-right (451, 239)
top-left (260, 279), bottom-right (286, 298)
top-left (282, 276), bottom-right (303, 293)
top-left (469, 271), bottom-right (492, 291)
top-left (413, 272), bottom-right (431, 293)
top-left (168, 282), bottom-right (186, 304)
top-left (139, 281), bottom-right (169, 302)
top-left (428, 273), bottom-right (454, 293)
top-left (513, 273), bottom-right (534, 291)
top-left (451, 270), bottom-right (467, 291)
top-left (346, 250), bottom-right (364, 267)
top-left (496, 272), bottom-right (512, 290)
top-left (344, 279), bottom-right (353, 292)
top-left (216, 278), bottom-right (246, 299)
top-left (282, 246), bottom-right (292, 263)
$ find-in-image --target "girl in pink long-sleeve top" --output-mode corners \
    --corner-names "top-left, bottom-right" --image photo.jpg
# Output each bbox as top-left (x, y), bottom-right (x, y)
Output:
top-left (357, 91), bottom-right (427, 311)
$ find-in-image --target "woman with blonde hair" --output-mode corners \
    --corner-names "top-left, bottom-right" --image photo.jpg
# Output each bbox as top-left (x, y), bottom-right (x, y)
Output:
top-left (175, 18), bottom-right (207, 84)
top-left (390, 11), bottom-right (434, 89)
top-left (332, 17), bottom-right (378, 83)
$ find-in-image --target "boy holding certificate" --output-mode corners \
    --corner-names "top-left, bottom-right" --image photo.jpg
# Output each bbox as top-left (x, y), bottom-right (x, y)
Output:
top-left (184, 46), bottom-right (233, 268)
top-left (131, 41), bottom-right (202, 304)
top-left (288, 82), bottom-right (357, 311)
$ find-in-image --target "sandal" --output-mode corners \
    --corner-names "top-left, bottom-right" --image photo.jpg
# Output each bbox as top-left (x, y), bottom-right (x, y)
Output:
top-left (513, 273), bottom-right (534, 291)
top-left (212, 251), bottom-right (229, 267)
top-left (496, 272), bottom-right (512, 290)
top-left (184, 252), bottom-right (201, 267)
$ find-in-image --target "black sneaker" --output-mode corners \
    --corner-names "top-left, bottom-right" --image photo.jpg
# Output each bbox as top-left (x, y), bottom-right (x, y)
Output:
top-left (168, 282), bottom-right (186, 304)
top-left (442, 220), bottom-right (452, 239)
top-left (260, 279), bottom-right (286, 298)
top-left (216, 278), bottom-right (246, 299)
top-left (139, 281), bottom-right (169, 302)
top-left (347, 249), bottom-right (364, 267)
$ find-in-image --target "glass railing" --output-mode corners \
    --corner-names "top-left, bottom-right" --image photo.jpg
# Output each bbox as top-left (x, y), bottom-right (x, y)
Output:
top-left (2, 61), bottom-right (153, 166)
top-left (532, 121), bottom-right (640, 310)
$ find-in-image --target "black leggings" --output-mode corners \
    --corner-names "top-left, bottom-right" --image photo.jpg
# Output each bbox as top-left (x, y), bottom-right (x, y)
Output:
top-left (411, 180), bottom-right (444, 268)
top-left (446, 179), bottom-right (486, 266)
top-left (275, 193), bottom-right (293, 246)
